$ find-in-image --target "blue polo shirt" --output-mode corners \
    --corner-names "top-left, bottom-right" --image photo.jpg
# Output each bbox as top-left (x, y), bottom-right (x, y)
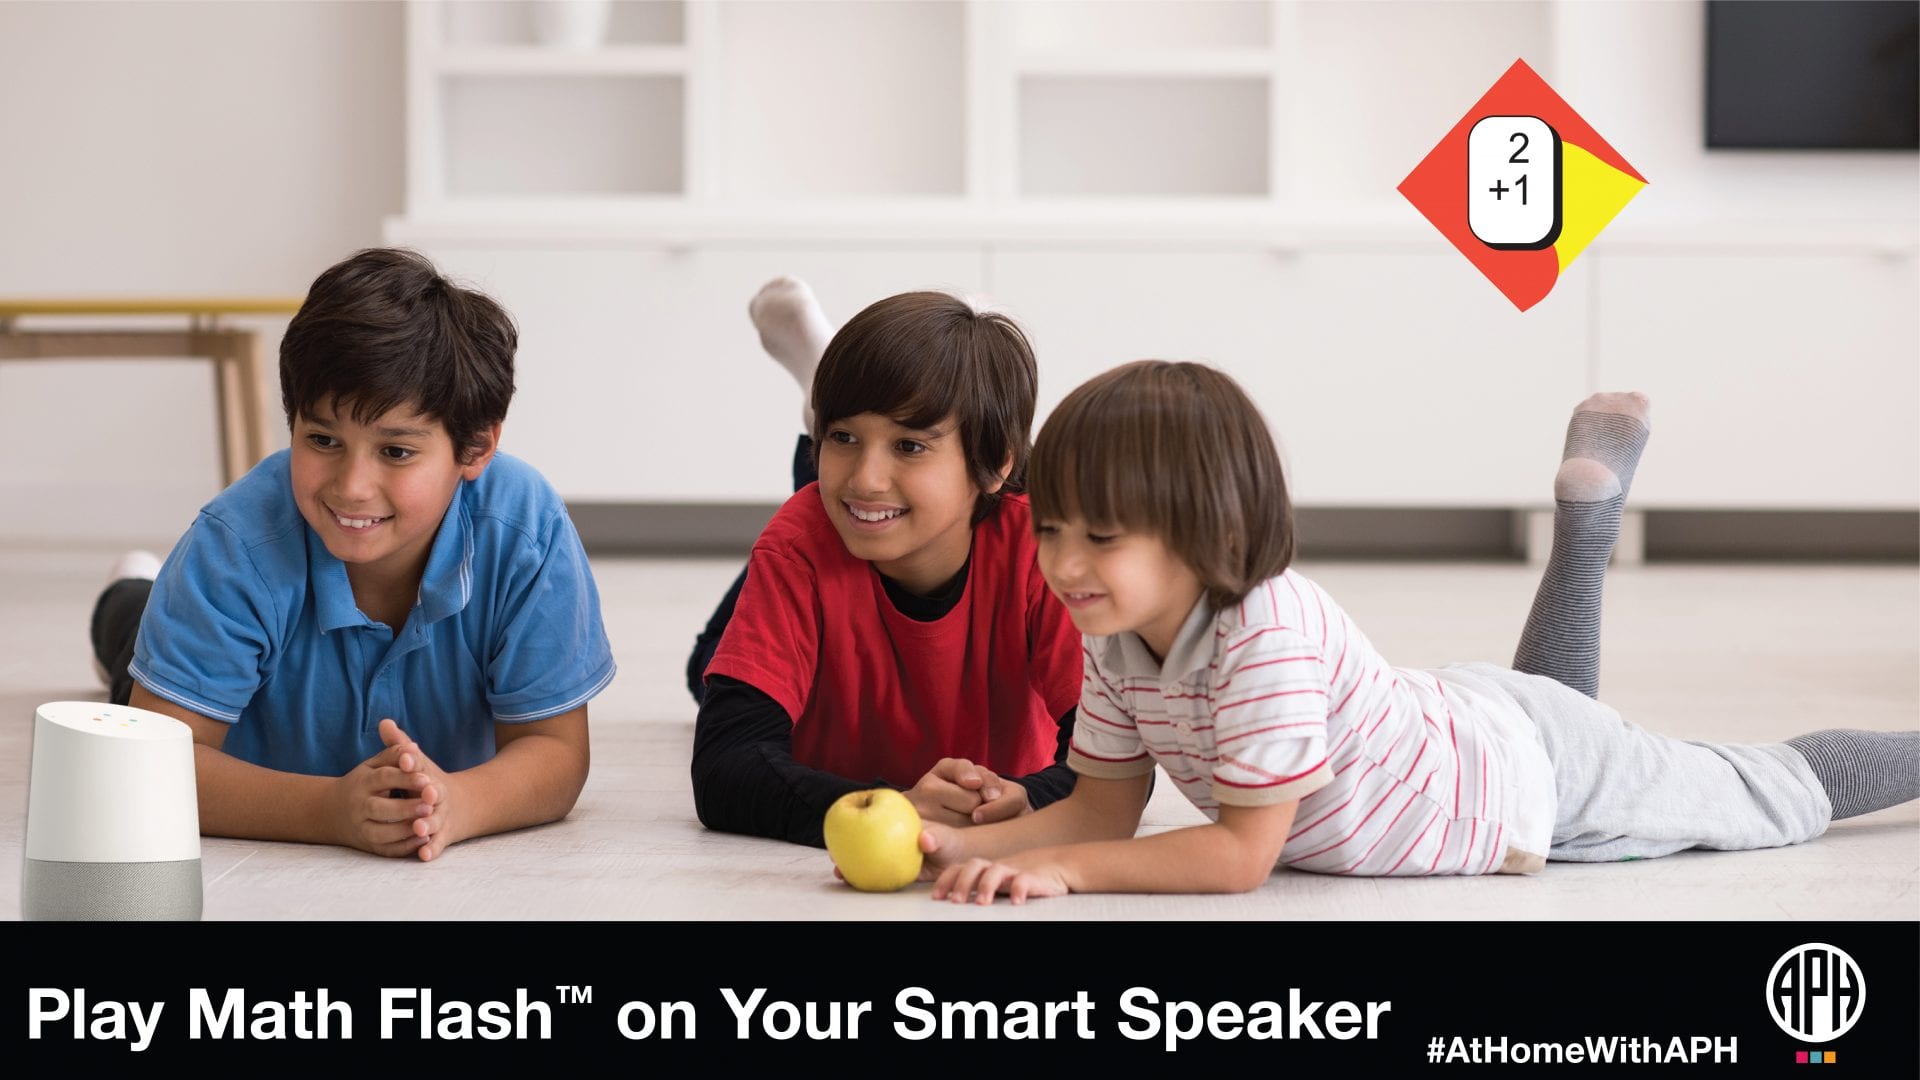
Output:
top-left (129, 450), bottom-right (616, 776)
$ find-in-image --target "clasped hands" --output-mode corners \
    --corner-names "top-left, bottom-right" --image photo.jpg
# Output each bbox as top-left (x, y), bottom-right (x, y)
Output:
top-left (902, 756), bottom-right (1029, 827)
top-left (331, 718), bottom-right (461, 862)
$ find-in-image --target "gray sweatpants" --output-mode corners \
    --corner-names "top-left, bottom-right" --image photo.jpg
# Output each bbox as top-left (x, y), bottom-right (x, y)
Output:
top-left (1456, 663), bottom-right (1833, 862)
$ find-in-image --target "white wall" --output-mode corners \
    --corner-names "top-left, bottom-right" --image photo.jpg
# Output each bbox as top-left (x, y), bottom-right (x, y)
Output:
top-left (1, 0), bottom-right (1914, 544)
top-left (0, 0), bottom-right (404, 544)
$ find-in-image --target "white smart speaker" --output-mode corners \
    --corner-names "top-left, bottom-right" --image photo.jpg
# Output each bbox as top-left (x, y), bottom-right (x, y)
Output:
top-left (23, 701), bottom-right (202, 920)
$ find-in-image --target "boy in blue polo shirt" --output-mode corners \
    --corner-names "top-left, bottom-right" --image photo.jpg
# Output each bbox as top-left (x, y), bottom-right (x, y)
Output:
top-left (86, 248), bottom-right (615, 861)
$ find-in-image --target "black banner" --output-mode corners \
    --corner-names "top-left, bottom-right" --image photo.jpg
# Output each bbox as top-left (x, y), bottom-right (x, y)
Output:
top-left (9, 920), bottom-right (1915, 1072)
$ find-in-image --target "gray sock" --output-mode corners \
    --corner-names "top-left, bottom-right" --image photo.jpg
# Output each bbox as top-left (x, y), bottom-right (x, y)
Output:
top-left (1512, 394), bottom-right (1652, 698)
top-left (1785, 729), bottom-right (1920, 820)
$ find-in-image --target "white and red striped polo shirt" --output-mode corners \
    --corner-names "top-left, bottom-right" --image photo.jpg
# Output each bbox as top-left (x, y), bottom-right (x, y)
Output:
top-left (1066, 569), bottom-right (1554, 876)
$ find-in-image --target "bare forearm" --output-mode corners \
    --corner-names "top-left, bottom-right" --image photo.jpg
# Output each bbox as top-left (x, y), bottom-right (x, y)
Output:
top-left (193, 745), bottom-right (341, 845)
top-left (951, 776), bottom-right (1142, 861)
top-left (1045, 823), bottom-right (1276, 895)
top-left (451, 731), bottom-right (588, 839)
top-left (126, 685), bottom-right (336, 845)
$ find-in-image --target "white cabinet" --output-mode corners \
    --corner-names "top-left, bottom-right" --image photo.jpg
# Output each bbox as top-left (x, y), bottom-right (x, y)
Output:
top-left (992, 250), bottom-right (1587, 506)
top-left (1592, 252), bottom-right (1920, 510)
top-left (389, 1), bottom-right (1920, 513)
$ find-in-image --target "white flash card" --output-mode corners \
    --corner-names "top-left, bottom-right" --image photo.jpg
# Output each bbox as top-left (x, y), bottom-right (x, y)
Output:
top-left (1468, 116), bottom-right (1561, 250)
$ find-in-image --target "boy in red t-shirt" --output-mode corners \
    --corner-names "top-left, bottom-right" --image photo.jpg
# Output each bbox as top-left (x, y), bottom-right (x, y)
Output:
top-left (689, 280), bottom-right (1082, 847)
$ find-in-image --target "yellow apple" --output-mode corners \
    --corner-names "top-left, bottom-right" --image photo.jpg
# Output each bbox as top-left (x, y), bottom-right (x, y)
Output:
top-left (823, 788), bottom-right (924, 892)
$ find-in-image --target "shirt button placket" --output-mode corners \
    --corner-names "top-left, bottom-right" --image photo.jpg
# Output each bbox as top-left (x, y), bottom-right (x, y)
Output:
top-left (363, 632), bottom-right (388, 735)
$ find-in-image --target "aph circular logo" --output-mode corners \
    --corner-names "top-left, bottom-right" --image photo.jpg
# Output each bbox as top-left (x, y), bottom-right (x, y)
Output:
top-left (1767, 943), bottom-right (1865, 1041)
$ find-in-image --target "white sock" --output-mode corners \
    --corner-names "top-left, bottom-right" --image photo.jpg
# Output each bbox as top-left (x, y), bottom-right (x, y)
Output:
top-left (748, 276), bottom-right (834, 432)
top-left (107, 549), bottom-right (162, 586)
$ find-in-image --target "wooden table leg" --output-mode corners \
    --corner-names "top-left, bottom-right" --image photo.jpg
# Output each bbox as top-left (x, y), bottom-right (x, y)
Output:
top-left (232, 328), bottom-right (268, 478)
top-left (210, 342), bottom-right (241, 487)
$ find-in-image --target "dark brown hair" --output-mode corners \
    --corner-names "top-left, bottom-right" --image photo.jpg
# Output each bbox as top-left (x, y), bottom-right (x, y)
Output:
top-left (810, 291), bottom-right (1038, 525)
top-left (280, 248), bottom-right (516, 463)
top-left (1028, 360), bottom-right (1294, 609)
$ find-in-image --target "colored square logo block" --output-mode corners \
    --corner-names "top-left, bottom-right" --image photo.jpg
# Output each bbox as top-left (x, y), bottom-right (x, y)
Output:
top-left (1399, 58), bottom-right (1647, 312)
top-left (1798, 1052), bottom-right (1810, 1063)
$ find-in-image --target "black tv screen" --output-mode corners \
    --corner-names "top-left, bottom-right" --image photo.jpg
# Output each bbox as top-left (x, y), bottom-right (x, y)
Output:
top-left (1706, 0), bottom-right (1918, 149)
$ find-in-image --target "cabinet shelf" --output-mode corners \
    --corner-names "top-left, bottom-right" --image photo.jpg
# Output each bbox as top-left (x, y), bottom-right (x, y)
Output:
top-left (1006, 0), bottom-right (1270, 52)
top-left (1018, 76), bottom-right (1270, 197)
top-left (441, 0), bottom-right (685, 47)
top-left (442, 74), bottom-right (684, 198)
top-left (432, 45), bottom-right (689, 76)
top-left (408, 0), bottom-right (1297, 212)
top-left (1012, 49), bottom-right (1277, 78)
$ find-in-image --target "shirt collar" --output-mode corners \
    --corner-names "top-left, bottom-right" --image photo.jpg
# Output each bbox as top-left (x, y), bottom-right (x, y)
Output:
top-left (1100, 595), bottom-right (1217, 683)
top-left (415, 481), bottom-right (474, 626)
top-left (307, 527), bottom-right (370, 633)
top-left (305, 481), bottom-right (474, 632)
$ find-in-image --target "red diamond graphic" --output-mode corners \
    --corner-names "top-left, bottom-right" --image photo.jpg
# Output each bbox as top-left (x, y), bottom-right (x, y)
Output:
top-left (1399, 59), bottom-right (1648, 311)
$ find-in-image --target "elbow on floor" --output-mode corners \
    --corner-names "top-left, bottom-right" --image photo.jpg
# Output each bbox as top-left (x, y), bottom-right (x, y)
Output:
top-left (689, 759), bottom-right (718, 830)
top-left (1222, 858), bottom-right (1279, 895)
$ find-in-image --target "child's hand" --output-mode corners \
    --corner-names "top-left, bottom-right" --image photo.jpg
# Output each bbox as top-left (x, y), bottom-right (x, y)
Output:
top-left (931, 856), bottom-right (1069, 906)
top-left (969, 777), bottom-right (1029, 824)
top-left (915, 820), bottom-right (967, 880)
top-left (378, 719), bottom-right (465, 862)
top-left (329, 740), bottom-right (432, 859)
top-left (905, 757), bottom-right (1002, 828)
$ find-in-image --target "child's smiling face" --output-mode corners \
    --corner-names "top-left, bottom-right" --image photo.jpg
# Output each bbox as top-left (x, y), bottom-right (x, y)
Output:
top-left (815, 411), bottom-right (999, 596)
top-left (1035, 516), bottom-right (1206, 662)
top-left (290, 398), bottom-right (495, 588)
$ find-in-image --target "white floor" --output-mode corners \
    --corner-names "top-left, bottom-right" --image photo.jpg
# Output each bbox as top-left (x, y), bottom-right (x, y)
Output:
top-left (3, 542), bottom-right (1915, 921)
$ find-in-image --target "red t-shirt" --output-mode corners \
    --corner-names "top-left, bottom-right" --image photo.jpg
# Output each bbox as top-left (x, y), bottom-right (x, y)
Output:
top-left (704, 485), bottom-right (1081, 787)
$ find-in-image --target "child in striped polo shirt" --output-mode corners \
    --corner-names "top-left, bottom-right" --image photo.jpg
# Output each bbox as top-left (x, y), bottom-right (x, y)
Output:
top-left (917, 360), bottom-right (1917, 902)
